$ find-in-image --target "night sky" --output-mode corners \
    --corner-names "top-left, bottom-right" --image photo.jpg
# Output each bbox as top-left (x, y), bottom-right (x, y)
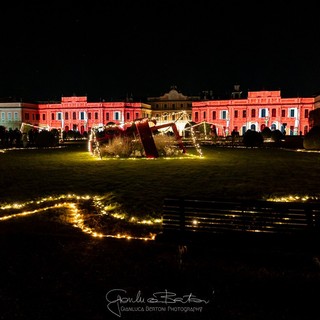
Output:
top-left (1, 0), bottom-right (319, 102)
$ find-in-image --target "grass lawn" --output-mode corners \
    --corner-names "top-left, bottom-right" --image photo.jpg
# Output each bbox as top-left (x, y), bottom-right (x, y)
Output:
top-left (1, 143), bottom-right (320, 319)
top-left (1, 143), bottom-right (320, 218)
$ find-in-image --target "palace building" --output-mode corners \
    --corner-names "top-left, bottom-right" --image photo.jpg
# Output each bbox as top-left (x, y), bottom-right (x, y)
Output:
top-left (192, 88), bottom-right (314, 136)
top-left (0, 96), bottom-right (152, 134)
top-left (0, 86), bottom-right (317, 137)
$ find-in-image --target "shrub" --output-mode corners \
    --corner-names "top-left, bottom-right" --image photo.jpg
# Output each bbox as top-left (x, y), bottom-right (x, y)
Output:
top-left (270, 129), bottom-right (284, 143)
top-left (102, 136), bottom-right (133, 157)
top-left (303, 125), bottom-right (320, 150)
top-left (243, 130), bottom-right (263, 148)
top-left (153, 134), bottom-right (181, 156)
top-left (35, 130), bottom-right (57, 148)
top-left (261, 127), bottom-right (272, 139)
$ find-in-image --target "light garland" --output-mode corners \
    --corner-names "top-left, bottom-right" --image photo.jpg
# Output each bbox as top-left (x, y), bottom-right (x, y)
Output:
top-left (0, 194), bottom-right (159, 241)
top-left (89, 111), bottom-right (204, 159)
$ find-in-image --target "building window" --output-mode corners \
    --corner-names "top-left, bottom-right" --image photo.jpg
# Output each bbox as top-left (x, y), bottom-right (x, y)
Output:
top-left (203, 111), bottom-right (206, 119)
top-left (304, 125), bottom-right (308, 135)
top-left (25, 113), bottom-right (29, 120)
top-left (88, 112), bottom-right (91, 120)
top-left (251, 109), bottom-right (256, 118)
top-left (155, 104), bottom-right (159, 109)
top-left (14, 112), bottom-right (18, 120)
top-left (271, 123), bottom-right (276, 130)
top-left (73, 112), bottom-right (76, 120)
top-left (234, 110), bottom-right (238, 118)
top-left (135, 112), bottom-right (139, 119)
top-left (195, 112), bottom-right (199, 122)
top-left (281, 110), bottom-right (285, 117)
top-left (172, 104), bottom-right (175, 109)
top-left (304, 109), bottom-right (309, 118)
top-left (1, 112), bottom-right (5, 121)
top-left (51, 113), bottom-right (54, 120)
top-left (57, 112), bottom-right (62, 120)
top-left (251, 124), bottom-right (256, 131)
top-left (180, 104), bottom-right (184, 108)
top-left (7, 112), bottom-right (12, 121)
top-left (42, 114), bottom-right (46, 120)
top-left (212, 111), bottom-right (216, 120)
top-left (164, 104), bottom-right (167, 109)
top-left (114, 111), bottom-right (120, 121)
top-left (95, 112), bottom-right (98, 120)
top-left (80, 111), bottom-right (85, 120)
top-left (272, 108), bottom-right (276, 117)
top-left (36, 114), bottom-right (40, 120)
top-left (242, 110), bottom-right (246, 118)
top-left (260, 108), bottom-right (266, 118)
top-left (106, 112), bottom-right (109, 121)
top-left (289, 109), bottom-right (295, 117)
top-left (221, 110), bottom-right (227, 120)
top-left (126, 112), bottom-right (130, 120)
top-left (65, 112), bottom-right (69, 120)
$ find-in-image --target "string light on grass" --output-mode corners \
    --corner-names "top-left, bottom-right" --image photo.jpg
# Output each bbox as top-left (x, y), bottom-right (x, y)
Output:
top-left (0, 194), bottom-right (160, 241)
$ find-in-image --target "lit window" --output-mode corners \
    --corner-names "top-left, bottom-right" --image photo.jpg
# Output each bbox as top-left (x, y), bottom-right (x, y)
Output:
top-left (114, 111), bottom-right (121, 121)
top-left (289, 108), bottom-right (296, 117)
top-left (221, 110), bottom-right (227, 119)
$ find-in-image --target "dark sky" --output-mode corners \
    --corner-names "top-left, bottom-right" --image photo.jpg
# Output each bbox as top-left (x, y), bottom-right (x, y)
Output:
top-left (1, 0), bottom-right (319, 102)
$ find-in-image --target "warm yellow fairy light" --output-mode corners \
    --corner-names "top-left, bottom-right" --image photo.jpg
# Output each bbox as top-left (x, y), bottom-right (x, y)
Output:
top-left (0, 194), bottom-right (158, 241)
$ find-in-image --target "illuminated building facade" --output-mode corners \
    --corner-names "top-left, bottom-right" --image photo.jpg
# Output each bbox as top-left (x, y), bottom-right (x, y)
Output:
top-left (147, 86), bottom-right (200, 135)
top-left (0, 96), bottom-right (152, 133)
top-left (0, 89), bottom-right (317, 137)
top-left (192, 90), bottom-right (314, 136)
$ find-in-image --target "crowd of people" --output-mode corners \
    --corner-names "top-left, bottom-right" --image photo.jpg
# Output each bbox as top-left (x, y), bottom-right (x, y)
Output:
top-left (0, 126), bottom-right (39, 148)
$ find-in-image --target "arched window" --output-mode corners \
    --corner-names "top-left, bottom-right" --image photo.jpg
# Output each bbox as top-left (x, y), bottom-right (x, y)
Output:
top-left (250, 124), bottom-right (256, 131)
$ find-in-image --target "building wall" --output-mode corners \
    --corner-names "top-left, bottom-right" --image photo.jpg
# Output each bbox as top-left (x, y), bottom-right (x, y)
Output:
top-left (192, 91), bottom-right (314, 136)
top-left (148, 86), bottom-right (200, 135)
top-left (37, 96), bottom-right (152, 133)
top-left (0, 90), bottom-right (316, 137)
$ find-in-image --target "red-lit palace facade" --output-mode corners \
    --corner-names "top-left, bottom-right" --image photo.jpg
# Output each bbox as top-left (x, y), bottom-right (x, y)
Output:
top-left (13, 96), bottom-right (152, 133)
top-left (0, 89), bottom-right (316, 136)
top-left (192, 90), bottom-right (314, 136)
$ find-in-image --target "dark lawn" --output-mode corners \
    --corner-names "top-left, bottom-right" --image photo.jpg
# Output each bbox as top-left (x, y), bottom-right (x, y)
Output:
top-left (1, 144), bottom-right (320, 319)
top-left (1, 144), bottom-right (320, 217)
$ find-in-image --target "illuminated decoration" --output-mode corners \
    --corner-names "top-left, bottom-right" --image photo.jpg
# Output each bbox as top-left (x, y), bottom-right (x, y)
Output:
top-left (266, 195), bottom-right (319, 202)
top-left (89, 111), bottom-right (203, 158)
top-left (0, 194), bottom-right (160, 241)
